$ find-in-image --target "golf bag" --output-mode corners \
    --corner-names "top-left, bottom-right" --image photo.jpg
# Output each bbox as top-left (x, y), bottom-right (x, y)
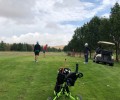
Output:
top-left (53, 64), bottom-right (83, 100)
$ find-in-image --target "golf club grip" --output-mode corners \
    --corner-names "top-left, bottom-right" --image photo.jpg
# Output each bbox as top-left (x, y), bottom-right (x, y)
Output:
top-left (75, 63), bottom-right (79, 73)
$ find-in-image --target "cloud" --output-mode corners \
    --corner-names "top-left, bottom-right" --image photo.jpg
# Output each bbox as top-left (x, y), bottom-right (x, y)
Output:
top-left (35, 0), bottom-right (95, 22)
top-left (0, 0), bottom-right (95, 24)
top-left (0, 0), bottom-right (120, 46)
top-left (0, 0), bottom-right (36, 24)
top-left (0, 32), bottom-right (73, 46)
top-left (102, 0), bottom-right (120, 6)
top-left (0, 0), bottom-right (119, 24)
top-left (101, 13), bottom-right (110, 18)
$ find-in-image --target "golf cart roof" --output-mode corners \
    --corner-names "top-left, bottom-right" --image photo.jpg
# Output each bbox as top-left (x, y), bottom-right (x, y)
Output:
top-left (98, 41), bottom-right (115, 45)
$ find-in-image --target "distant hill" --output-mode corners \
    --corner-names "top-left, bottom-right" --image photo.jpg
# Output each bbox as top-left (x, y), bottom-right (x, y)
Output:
top-left (50, 45), bottom-right (65, 50)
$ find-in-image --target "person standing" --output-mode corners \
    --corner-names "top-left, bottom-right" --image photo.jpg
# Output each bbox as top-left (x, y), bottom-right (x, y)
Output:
top-left (43, 44), bottom-right (48, 57)
top-left (34, 42), bottom-right (41, 62)
top-left (84, 43), bottom-right (90, 64)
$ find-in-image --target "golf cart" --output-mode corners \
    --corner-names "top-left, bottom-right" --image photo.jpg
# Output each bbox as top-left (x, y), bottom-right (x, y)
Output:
top-left (93, 41), bottom-right (115, 66)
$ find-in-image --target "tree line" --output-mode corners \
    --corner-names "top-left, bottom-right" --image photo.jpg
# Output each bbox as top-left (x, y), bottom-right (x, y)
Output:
top-left (64, 2), bottom-right (120, 61)
top-left (0, 41), bottom-right (62, 52)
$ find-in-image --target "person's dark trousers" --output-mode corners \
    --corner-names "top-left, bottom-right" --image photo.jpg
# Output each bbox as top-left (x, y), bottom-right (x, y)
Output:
top-left (84, 55), bottom-right (88, 63)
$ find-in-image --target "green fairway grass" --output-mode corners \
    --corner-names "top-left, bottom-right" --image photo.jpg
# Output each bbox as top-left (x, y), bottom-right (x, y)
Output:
top-left (0, 52), bottom-right (120, 100)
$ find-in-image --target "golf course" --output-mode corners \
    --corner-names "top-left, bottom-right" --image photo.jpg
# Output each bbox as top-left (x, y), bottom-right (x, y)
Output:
top-left (0, 52), bottom-right (120, 100)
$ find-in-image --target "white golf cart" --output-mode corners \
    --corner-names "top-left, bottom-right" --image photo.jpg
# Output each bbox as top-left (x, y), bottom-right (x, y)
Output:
top-left (93, 41), bottom-right (115, 66)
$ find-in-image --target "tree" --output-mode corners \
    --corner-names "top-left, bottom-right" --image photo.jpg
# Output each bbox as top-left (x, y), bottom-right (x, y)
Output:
top-left (99, 18), bottom-right (111, 41)
top-left (64, 2), bottom-right (120, 62)
top-left (11, 43), bottom-right (18, 51)
top-left (0, 41), bottom-right (6, 51)
top-left (110, 2), bottom-right (120, 61)
top-left (87, 16), bottom-right (101, 50)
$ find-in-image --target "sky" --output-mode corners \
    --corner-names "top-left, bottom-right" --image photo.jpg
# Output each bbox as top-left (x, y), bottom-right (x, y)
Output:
top-left (0, 0), bottom-right (120, 46)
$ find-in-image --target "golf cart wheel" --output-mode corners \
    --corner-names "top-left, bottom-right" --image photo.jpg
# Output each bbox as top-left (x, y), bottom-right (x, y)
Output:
top-left (95, 58), bottom-right (99, 63)
top-left (109, 63), bottom-right (114, 66)
top-left (47, 96), bottom-right (53, 100)
top-left (104, 62), bottom-right (106, 65)
top-left (75, 94), bottom-right (82, 100)
top-left (96, 61), bottom-right (99, 63)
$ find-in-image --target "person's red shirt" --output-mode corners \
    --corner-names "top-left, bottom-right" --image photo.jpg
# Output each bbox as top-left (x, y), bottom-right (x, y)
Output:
top-left (43, 45), bottom-right (47, 51)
